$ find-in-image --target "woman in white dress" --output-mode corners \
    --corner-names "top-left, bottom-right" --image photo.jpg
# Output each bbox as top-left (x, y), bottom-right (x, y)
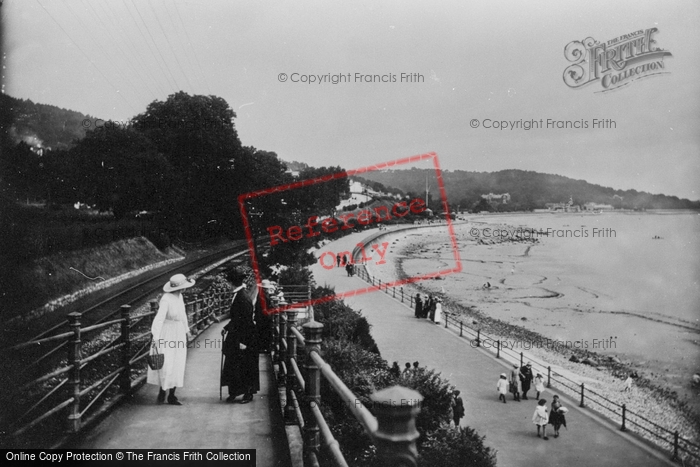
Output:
top-left (433, 297), bottom-right (443, 324)
top-left (147, 274), bottom-right (194, 405)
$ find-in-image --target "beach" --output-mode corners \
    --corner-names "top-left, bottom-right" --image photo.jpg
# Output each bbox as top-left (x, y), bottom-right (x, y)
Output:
top-left (359, 211), bottom-right (700, 444)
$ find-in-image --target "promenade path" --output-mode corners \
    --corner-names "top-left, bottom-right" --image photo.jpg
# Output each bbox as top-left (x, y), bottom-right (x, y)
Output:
top-left (311, 228), bottom-right (675, 467)
top-left (74, 321), bottom-right (291, 466)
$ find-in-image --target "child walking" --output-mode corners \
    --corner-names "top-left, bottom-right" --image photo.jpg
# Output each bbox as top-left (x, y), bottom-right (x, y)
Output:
top-left (497, 373), bottom-right (509, 403)
top-left (532, 399), bottom-right (549, 440)
top-left (510, 364), bottom-right (521, 401)
top-left (534, 373), bottom-right (545, 399)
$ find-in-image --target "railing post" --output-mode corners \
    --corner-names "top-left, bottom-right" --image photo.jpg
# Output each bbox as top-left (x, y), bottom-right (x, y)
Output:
top-left (672, 431), bottom-right (679, 461)
top-left (621, 404), bottom-right (626, 431)
top-left (401, 288), bottom-right (404, 302)
top-left (459, 321), bottom-right (463, 337)
top-left (204, 292), bottom-right (214, 325)
top-left (272, 312), bottom-right (280, 364)
top-left (520, 352), bottom-right (523, 368)
top-left (547, 366), bottom-right (551, 388)
top-left (120, 305), bottom-right (132, 395)
top-left (496, 340), bottom-right (500, 358)
top-left (303, 321), bottom-right (324, 464)
top-left (370, 386), bottom-right (423, 467)
top-left (476, 330), bottom-right (481, 347)
top-left (278, 313), bottom-right (288, 387)
top-left (195, 295), bottom-right (204, 331)
top-left (67, 312), bottom-right (82, 433)
top-left (393, 287), bottom-right (396, 299)
top-left (285, 309), bottom-right (298, 423)
top-left (580, 383), bottom-right (585, 408)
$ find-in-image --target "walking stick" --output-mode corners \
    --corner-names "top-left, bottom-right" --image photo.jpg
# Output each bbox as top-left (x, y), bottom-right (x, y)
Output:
top-left (220, 328), bottom-right (226, 401)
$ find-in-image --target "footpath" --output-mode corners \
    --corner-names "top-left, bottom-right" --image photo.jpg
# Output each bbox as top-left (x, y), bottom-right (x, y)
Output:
top-left (74, 321), bottom-right (291, 466)
top-left (311, 229), bottom-right (675, 467)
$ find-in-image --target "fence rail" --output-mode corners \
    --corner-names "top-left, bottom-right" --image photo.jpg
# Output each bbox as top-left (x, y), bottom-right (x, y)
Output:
top-left (353, 263), bottom-right (699, 465)
top-left (1, 287), bottom-right (233, 447)
top-left (274, 307), bottom-right (423, 466)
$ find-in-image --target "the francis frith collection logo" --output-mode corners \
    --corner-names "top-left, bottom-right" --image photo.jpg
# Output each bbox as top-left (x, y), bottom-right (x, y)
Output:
top-left (563, 28), bottom-right (672, 93)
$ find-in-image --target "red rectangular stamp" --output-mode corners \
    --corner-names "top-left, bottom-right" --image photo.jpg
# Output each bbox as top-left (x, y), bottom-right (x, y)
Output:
top-left (238, 152), bottom-right (462, 315)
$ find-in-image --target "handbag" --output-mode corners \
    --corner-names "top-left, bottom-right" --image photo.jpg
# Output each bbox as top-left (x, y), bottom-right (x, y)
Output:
top-left (147, 338), bottom-right (165, 370)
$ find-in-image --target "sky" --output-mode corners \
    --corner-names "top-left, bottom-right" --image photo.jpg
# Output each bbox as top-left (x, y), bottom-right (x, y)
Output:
top-left (3, 0), bottom-right (700, 200)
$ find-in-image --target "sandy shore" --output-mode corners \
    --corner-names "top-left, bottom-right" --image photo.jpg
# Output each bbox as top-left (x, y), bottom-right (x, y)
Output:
top-left (360, 216), bottom-right (700, 452)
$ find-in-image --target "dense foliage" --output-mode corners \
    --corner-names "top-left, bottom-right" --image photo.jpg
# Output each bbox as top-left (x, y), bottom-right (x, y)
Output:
top-left (0, 93), bottom-right (93, 150)
top-left (360, 168), bottom-right (700, 211)
top-left (1, 92), bottom-right (348, 241)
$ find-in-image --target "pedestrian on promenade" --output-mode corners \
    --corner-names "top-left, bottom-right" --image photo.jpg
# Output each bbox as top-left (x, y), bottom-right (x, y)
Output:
top-left (148, 274), bottom-right (194, 406)
top-left (427, 295), bottom-right (436, 321)
top-left (422, 294), bottom-right (431, 318)
top-left (624, 373), bottom-right (633, 392)
top-left (402, 362), bottom-right (412, 374)
top-left (497, 373), bottom-right (509, 403)
top-left (256, 280), bottom-right (276, 353)
top-left (343, 254), bottom-right (348, 266)
top-left (549, 395), bottom-right (567, 438)
top-left (433, 297), bottom-right (443, 324)
top-left (336, 254), bottom-right (341, 267)
top-left (520, 362), bottom-right (534, 399)
top-left (510, 364), bottom-right (522, 401)
top-left (414, 294), bottom-right (423, 318)
top-left (533, 399), bottom-right (550, 439)
top-left (221, 269), bottom-right (259, 404)
top-left (534, 373), bottom-right (545, 399)
top-left (345, 262), bottom-right (353, 277)
top-left (451, 390), bottom-right (465, 427)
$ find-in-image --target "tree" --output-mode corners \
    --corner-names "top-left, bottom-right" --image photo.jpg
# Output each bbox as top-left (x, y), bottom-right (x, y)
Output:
top-left (289, 166), bottom-right (349, 217)
top-left (70, 126), bottom-right (173, 219)
top-left (131, 92), bottom-right (242, 237)
top-left (471, 198), bottom-right (492, 213)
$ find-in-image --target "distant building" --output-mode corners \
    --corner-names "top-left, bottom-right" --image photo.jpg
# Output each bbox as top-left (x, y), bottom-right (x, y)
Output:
top-left (545, 202), bottom-right (581, 212)
top-left (582, 202), bottom-right (615, 211)
top-left (481, 193), bottom-right (511, 204)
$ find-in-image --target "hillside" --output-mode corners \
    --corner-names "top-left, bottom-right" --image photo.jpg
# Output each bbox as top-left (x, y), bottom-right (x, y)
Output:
top-left (0, 93), bottom-right (96, 150)
top-left (359, 169), bottom-right (699, 211)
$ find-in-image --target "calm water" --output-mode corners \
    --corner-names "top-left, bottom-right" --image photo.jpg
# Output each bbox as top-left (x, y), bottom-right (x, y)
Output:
top-left (482, 211), bottom-right (700, 326)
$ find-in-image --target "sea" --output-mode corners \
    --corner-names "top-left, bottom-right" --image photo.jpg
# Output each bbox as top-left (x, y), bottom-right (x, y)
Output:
top-left (459, 210), bottom-right (700, 383)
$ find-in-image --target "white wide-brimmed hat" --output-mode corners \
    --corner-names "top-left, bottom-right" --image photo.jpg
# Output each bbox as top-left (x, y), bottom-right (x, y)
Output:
top-left (163, 274), bottom-right (195, 292)
top-left (260, 279), bottom-right (276, 289)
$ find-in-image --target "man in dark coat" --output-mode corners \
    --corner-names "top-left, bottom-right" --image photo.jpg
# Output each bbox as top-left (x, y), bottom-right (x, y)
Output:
top-left (520, 362), bottom-right (534, 400)
top-left (222, 277), bottom-right (259, 403)
top-left (452, 390), bottom-right (465, 428)
top-left (254, 290), bottom-right (273, 353)
top-left (414, 294), bottom-right (423, 318)
top-left (427, 295), bottom-right (436, 321)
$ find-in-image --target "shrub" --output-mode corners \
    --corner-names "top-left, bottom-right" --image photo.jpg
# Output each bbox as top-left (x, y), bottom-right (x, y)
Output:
top-left (397, 366), bottom-right (454, 435)
top-left (419, 425), bottom-right (497, 467)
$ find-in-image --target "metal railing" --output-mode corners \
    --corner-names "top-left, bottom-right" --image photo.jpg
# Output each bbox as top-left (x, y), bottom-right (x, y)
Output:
top-left (1, 287), bottom-right (233, 447)
top-left (353, 264), bottom-right (700, 465)
top-left (273, 308), bottom-right (423, 466)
